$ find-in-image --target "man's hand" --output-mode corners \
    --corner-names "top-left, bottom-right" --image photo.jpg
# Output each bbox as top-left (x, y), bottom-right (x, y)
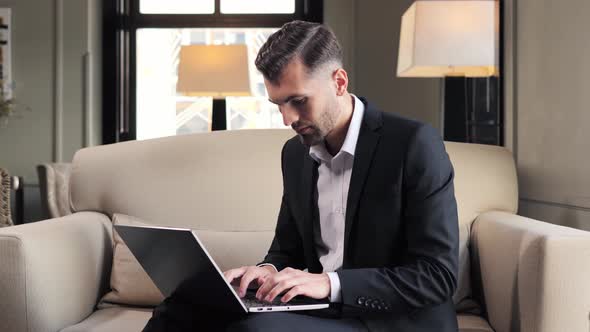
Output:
top-left (223, 265), bottom-right (276, 298)
top-left (255, 267), bottom-right (331, 303)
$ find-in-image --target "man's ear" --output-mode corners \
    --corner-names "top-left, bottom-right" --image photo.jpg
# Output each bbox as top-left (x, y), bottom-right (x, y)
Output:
top-left (333, 68), bottom-right (349, 96)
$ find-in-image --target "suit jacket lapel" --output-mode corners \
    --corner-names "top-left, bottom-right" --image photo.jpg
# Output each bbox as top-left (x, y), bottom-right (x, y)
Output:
top-left (343, 100), bottom-right (382, 266)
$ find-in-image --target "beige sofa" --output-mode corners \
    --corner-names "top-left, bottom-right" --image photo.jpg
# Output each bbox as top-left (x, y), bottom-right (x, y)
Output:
top-left (1, 129), bottom-right (589, 332)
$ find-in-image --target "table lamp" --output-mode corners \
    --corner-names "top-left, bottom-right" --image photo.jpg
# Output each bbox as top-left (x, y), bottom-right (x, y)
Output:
top-left (177, 44), bottom-right (252, 131)
top-left (397, 0), bottom-right (499, 143)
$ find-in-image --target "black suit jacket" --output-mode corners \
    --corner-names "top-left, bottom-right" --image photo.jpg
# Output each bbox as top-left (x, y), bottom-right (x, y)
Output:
top-left (260, 98), bottom-right (459, 332)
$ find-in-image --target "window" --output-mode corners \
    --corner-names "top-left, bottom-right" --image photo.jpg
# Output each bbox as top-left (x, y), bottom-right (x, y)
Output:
top-left (220, 0), bottom-right (295, 14)
top-left (136, 28), bottom-right (286, 140)
top-left (103, 0), bottom-right (323, 143)
top-left (140, 0), bottom-right (215, 14)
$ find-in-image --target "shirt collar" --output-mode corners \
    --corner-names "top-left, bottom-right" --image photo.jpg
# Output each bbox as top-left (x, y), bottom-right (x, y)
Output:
top-left (309, 94), bottom-right (365, 163)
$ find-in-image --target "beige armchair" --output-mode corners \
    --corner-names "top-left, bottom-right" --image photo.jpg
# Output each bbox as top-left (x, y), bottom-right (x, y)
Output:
top-left (0, 167), bottom-right (22, 227)
top-left (1, 129), bottom-right (589, 332)
top-left (37, 163), bottom-right (73, 219)
top-left (0, 167), bottom-right (14, 227)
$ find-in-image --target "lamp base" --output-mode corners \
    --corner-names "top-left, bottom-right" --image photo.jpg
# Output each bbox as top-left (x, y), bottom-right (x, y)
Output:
top-left (211, 98), bottom-right (227, 131)
top-left (443, 77), bottom-right (501, 146)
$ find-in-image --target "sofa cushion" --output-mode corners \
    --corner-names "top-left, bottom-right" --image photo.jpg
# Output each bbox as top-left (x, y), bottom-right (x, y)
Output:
top-left (445, 142), bottom-right (518, 227)
top-left (99, 214), bottom-right (164, 307)
top-left (457, 314), bottom-right (494, 332)
top-left (453, 222), bottom-right (481, 314)
top-left (59, 307), bottom-right (152, 332)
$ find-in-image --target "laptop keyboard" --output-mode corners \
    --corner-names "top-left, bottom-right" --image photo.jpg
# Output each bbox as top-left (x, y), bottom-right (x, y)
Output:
top-left (232, 286), bottom-right (288, 307)
top-left (242, 293), bottom-right (290, 307)
top-left (234, 286), bottom-right (326, 309)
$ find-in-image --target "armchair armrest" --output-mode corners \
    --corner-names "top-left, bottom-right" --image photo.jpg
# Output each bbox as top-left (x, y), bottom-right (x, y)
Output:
top-left (0, 212), bottom-right (113, 332)
top-left (472, 211), bottom-right (590, 332)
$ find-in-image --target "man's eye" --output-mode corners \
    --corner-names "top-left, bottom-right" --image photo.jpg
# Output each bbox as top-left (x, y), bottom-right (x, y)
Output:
top-left (292, 98), bottom-right (307, 106)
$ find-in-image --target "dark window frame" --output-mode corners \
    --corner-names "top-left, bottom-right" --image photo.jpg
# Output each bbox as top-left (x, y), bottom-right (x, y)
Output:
top-left (103, 0), bottom-right (323, 144)
top-left (499, 0), bottom-right (505, 147)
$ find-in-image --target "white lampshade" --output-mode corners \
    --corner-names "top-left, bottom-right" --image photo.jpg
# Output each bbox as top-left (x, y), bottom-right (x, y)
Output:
top-left (176, 44), bottom-right (252, 97)
top-left (397, 0), bottom-right (498, 77)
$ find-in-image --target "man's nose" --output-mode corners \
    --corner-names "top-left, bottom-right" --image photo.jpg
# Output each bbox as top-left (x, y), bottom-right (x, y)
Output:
top-left (281, 106), bottom-right (299, 127)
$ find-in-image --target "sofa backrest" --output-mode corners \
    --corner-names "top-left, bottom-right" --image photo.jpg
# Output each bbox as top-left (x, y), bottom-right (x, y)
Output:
top-left (69, 129), bottom-right (518, 270)
top-left (445, 142), bottom-right (518, 225)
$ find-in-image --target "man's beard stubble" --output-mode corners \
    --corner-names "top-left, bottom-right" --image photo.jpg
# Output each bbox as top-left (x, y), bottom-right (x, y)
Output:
top-left (297, 103), bottom-right (337, 147)
top-left (298, 128), bottom-right (322, 147)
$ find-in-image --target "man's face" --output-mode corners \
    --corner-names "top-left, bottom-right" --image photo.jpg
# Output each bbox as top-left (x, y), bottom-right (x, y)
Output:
top-left (265, 59), bottom-right (340, 147)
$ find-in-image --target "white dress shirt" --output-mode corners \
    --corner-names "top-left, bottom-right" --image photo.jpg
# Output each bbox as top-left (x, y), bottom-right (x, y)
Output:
top-left (309, 94), bottom-right (364, 302)
top-left (259, 94), bottom-right (364, 303)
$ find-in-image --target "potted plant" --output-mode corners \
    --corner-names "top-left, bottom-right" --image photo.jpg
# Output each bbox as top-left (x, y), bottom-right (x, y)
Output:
top-left (0, 84), bottom-right (29, 128)
top-left (0, 93), bottom-right (15, 128)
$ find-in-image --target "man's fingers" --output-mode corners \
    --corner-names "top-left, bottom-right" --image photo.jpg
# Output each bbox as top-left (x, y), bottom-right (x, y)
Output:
top-left (281, 285), bottom-right (304, 303)
top-left (223, 267), bottom-right (246, 284)
top-left (254, 270), bottom-right (329, 302)
top-left (264, 277), bottom-right (303, 303)
top-left (238, 267), bottom-right (268, 297)
top-left (223, 267), bottom-right (245, 282)
top-left (256, 270), bottom-right (293, 300)
top-left (256, 274), bottom-right (269, 286)
top-left (238, 268), bottom-right (258, 297)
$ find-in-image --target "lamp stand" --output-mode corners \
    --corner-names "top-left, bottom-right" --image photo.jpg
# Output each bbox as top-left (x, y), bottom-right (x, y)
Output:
top-left (211, 98), bottom-right (227, 131)
top-left (443, 77), bottom-right (468, 142)
top-left (442, 76), bottom-right (501, 145)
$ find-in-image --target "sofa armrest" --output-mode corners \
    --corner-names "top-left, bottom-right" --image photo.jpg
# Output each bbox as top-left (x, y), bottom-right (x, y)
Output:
top-left (0, 212), bottom-right (113, 332)
top-left (472, 211), bottom-right (590, 332)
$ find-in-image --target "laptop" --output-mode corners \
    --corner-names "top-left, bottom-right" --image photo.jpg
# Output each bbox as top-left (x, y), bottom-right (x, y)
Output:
top-left (114, 224), bottom-right (330, 313)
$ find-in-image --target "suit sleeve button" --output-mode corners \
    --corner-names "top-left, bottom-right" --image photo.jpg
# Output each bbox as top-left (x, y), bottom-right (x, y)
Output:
top-left (357, 297), bottom-right (366, 305)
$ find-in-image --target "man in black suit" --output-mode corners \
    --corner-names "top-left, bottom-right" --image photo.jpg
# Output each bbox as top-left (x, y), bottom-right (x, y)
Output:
top-left (144, 20), bottom-right (459, 332)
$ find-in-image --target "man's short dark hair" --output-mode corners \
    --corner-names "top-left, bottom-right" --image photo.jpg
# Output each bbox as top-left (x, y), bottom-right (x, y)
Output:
top-left (255, 20), bottom-right (343, 84)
